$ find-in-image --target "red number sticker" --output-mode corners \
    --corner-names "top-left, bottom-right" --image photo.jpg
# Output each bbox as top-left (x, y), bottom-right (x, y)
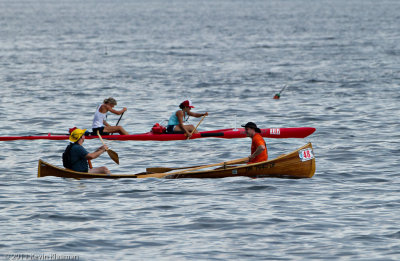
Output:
top-left (299, 149), bottom-right (314, 161)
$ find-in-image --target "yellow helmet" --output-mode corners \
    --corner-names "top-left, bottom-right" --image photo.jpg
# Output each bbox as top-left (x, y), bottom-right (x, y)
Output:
top-left (69, 128), bottom-right (87, 142)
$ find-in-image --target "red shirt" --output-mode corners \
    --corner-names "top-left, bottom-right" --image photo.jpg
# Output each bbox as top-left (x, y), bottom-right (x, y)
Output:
top-left (249, 133), bottom-right (268, 164)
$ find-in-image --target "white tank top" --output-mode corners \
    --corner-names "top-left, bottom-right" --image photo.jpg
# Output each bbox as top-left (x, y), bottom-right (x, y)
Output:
top-left (92, 105), bottom-right (107, 128)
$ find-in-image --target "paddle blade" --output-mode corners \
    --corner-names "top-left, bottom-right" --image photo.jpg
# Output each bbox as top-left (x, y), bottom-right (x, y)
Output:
top-left (107, 149), bottom-right (119, 165)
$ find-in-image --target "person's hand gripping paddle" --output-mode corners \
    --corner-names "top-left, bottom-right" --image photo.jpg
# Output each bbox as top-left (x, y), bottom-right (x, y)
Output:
top-left (187, 114), bottom-right (206, 140)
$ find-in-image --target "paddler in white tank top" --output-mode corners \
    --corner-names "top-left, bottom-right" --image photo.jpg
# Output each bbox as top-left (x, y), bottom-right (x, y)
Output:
top-left (92, 97), bottom-right (129, 135)
top-left (167, 100), bottom-right (208, 138)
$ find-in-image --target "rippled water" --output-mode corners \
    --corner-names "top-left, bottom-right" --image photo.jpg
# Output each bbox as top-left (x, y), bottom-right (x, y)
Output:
top-left (1, 0), bottom-right (400, 260)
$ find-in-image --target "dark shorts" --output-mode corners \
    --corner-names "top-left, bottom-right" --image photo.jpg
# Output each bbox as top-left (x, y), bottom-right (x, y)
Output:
top-left (166, 125), bottom-right (175, 133)
top-left (92, 127), bottom-right (110, 136)
top-left (166, 125), bottom-right (184, 134)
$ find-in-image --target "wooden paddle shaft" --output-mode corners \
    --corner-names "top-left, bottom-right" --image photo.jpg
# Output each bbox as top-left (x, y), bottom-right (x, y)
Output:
top-left (97, 130), bottom-right (107, 146)
top-left (146, 165), bottom-right (203, 173)
top-left (97, 130), bottom-right (119, 164)
top-left (143, 157), bottom-right (248, 178)
top-left (162, 157), bottom-right (248, 176)
top-left (147, 159), bottom-right (245, 173)
top-left (187, 115), bottom-right (206, 140)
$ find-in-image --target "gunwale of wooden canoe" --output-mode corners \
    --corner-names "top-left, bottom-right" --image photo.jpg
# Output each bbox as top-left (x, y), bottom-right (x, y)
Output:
top-left (140, 142), bottom-right (315, 179)
top-left (38, 143), bottom-right (315, 179)
top-left (37, 160), bottom-right (140, 179)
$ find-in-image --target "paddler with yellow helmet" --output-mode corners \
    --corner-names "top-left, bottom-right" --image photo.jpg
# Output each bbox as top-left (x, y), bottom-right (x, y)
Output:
top-left (62, 128), bottom-right (110, 174)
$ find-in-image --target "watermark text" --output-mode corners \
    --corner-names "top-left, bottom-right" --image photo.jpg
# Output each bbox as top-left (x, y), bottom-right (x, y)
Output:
top-left (4, 253), bottom-right (79, 261)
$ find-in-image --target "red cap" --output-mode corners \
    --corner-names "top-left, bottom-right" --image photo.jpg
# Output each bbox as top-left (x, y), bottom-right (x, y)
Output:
top-left (181, 100), bottom-right (194, 108)
top-left (69, 127), bottom-right (78, 134)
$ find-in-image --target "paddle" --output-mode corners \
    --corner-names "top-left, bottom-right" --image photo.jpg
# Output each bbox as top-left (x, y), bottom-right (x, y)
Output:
top-left (187, 115), bottom-right (206, 140)
top-left (144, 157), bottom-right (248, 178)
top-left (97, 130), bottom-right (119, 164)
top-left (146, 159), bottom-right (246, 173)
top-left (147, 164), bottom-right (206, 173)
top-left (109, 112), bottom-right (125, 136)
top-left (273, 85), bottom-right (288, 99)
top-left (116, 112), bottom-right (125, 126)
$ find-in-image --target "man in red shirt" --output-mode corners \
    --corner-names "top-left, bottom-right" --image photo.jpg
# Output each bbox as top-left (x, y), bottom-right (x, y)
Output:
top-left (242, 122), bottom-right (268, 164)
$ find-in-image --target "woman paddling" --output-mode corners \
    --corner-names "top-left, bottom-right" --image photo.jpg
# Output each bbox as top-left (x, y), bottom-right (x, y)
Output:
top-left (92, 97), bottom-right (129, 135)
top-left (167, 100), bottom-right (208, 138)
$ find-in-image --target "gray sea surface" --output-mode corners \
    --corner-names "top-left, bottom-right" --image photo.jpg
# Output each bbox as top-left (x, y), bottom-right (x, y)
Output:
top-left (1, 0), bottom-right (400, 260)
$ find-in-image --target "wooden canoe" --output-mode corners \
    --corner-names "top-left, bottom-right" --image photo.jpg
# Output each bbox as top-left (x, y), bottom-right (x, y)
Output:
top-left (37, 143), bottom-right (315, 179)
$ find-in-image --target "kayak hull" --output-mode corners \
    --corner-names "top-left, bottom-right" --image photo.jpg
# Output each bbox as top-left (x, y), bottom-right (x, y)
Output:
top-left (2, 127), bottom-right (315, 141)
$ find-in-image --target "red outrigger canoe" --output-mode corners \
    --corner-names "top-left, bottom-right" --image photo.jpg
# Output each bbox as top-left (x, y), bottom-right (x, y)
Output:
top-left (0, 127), bottom-right (315, 141)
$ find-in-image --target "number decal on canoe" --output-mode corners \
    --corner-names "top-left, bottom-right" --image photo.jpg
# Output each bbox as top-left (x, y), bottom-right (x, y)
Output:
top-left (299, 148), bottom-right (314, 161)
top-left (270, 128), bottom-right (280, 135)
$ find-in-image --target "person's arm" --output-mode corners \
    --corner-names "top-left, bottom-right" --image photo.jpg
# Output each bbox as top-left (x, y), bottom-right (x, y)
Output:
top-left (248, 145), bottom-right (266, 162)
top-left (176, 110), bottom-right (191, 136)
top-left (108, 107), bottom-right (127, 115)
top-left (85, 145), bottom-right (108, 160)
top-left (188, 111), bottom-right (208, 118)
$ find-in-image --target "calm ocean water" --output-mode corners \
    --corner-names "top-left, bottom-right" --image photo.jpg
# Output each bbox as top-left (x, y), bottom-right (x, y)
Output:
top-left (1, 0), bottom-right (400, 260)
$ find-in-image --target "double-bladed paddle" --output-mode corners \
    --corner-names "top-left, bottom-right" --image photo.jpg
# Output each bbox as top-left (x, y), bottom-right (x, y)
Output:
top-left (97, 130), bottom-right (119, 164)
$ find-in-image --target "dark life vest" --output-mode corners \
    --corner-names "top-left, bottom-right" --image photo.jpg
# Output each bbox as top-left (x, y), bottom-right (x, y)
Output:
top-left (62, 143), bottom-right (76, 169)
